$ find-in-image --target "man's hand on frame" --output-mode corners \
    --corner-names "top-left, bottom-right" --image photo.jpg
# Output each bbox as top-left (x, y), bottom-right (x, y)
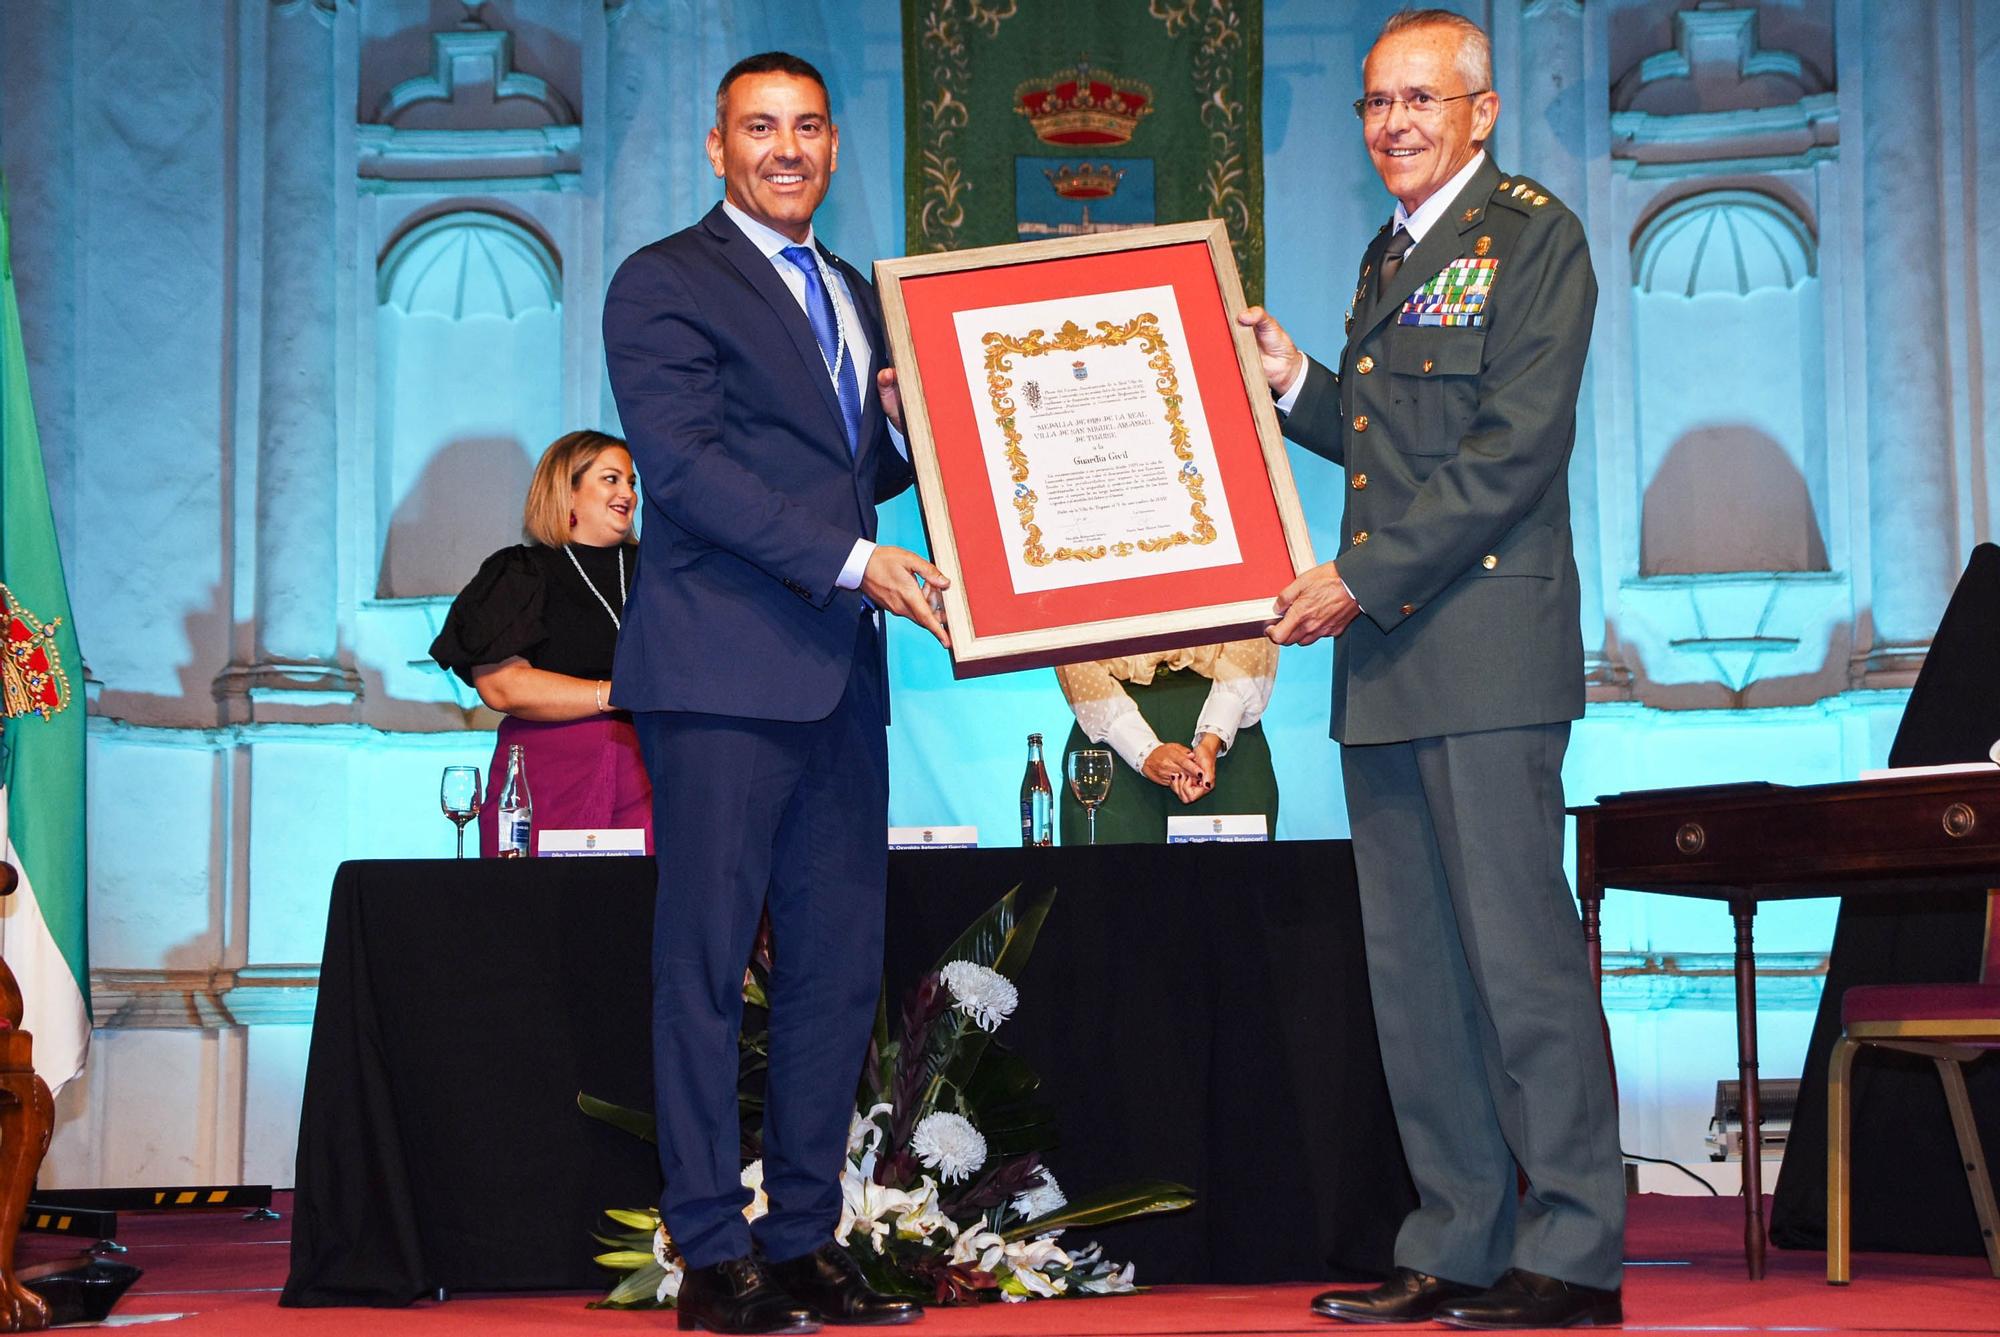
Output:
top-left (1268, 560), bottom-right (1361, 646)
top-left (862, 544), bottom-right (952, 649)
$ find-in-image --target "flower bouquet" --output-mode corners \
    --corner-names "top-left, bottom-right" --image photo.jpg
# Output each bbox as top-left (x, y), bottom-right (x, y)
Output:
top-left (584, 884), bottom-right (1193, 1307)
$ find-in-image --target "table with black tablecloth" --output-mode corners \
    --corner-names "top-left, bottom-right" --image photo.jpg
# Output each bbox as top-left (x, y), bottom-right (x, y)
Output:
top-left (280, 843), bottom-right (1413, 1306)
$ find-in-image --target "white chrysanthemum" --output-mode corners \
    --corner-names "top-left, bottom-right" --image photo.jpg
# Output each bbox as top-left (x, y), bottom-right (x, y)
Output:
top-left (939, 960), bottom-right (1019, 1032)
top-left (909, 1111), bottom-right (988, 1183)
top-left (1010, 1167), bottom-right (1066, 1221)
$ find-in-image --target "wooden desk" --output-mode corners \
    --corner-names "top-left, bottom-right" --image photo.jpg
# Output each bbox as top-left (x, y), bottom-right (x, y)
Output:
top-left (1573, 773), bottom-right (2000, 1279)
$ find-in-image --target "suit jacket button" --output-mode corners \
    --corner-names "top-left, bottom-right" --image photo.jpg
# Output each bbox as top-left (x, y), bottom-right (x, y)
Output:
top-left (1355, 355), bottom-right (1375, 375)
top-left (1352, 531), bottom-right (1370, 545)
top-left (1481, 554), bottom-right (1498, 570)
top-left (1351, 473), bottom-right (1368, 490)
top-left (1400, 602), bottom-right (1416, 616)
top-left (1353, 414), bottom-right (1369, 432)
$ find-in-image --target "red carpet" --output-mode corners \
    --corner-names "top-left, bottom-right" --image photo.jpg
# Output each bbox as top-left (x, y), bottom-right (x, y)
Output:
top-left (15, 1192), bottom-right (1996, 1333)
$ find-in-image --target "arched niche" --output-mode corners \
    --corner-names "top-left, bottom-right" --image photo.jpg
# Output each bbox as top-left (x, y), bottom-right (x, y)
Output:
top-left (373, 211), bottom-right (563, 598)
top-left (1630, 190), bottom-right (1827, 577)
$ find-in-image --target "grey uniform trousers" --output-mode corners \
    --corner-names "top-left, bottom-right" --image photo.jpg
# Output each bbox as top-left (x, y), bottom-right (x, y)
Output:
top-left (1342, 721), bottom-right (1625, 1290)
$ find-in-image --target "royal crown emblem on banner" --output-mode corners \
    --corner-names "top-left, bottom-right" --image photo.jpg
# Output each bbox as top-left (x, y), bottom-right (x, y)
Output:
top-left (1016, 59), bottom-right (1153, 146)
top-left (1043, 163), bottom-right (1126, 200)
top-left (0, 583), bottom-right (70, 723)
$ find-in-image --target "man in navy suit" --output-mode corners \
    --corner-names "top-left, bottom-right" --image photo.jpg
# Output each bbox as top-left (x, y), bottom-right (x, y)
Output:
top-left (604, 51), bottom-right (947, 1335)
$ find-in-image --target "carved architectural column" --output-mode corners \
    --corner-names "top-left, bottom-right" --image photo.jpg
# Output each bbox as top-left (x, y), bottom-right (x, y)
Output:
top-left (1853, 0), bottom-right (1956, 686)
top-left (216, 0), bottom-right (359, 720)
top-left (601, 0), bottom-right (735, 419)
top-left (1500, 0), bottom-right (1629, 695)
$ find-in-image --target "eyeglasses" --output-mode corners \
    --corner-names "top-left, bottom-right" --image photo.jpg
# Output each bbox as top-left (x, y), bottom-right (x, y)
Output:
top-left (1352, 90), bottom-right (1490, 121)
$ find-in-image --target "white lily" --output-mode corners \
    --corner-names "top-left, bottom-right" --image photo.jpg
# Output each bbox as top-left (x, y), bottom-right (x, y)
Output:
top-left (947, 1227), bottom-right (1004, 1267)
top-left (651, 1224), bottom-right (686, 1302)
top-left (888, 1175), bottom-right (958, 1242)
top-left (995, 1236), bottom-right (1072, 1300)
top-left (740, 1159), bottom-right (769, 1223)
top-left (835, 1164), bottom-right (931, 1254)
top-left (848, 1103), bottom-right (894, 1163)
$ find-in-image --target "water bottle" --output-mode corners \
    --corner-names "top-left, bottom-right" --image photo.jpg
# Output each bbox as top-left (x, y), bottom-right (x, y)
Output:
top-left (1020, 733), bottom-right (1053, 847)
top-left (496, 742), bottom-right (533, 858)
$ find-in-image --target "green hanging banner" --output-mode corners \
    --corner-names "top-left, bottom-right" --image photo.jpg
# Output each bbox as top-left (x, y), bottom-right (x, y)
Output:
top-left (902, 0), bottom-right (1264, 304)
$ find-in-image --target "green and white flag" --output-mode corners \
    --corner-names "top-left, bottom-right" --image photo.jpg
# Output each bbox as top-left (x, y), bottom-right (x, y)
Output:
top-left (0, 167), bottom-right (89, 1091)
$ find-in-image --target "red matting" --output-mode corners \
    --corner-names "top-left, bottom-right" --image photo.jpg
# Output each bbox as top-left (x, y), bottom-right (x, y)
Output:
top-left (901, 242), bottom-right (1296, 640)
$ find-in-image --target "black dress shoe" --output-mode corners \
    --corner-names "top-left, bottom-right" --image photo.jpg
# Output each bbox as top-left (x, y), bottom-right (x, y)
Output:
top-left (1434, 1268), bottom-right (1622, 1330)
top-left (677, 1256), bottom-right (822, 1334)
top-left (770, 1243), bottom-right (922, 1326)
top-left (1312, 1266), bottom-right (1483, 1323)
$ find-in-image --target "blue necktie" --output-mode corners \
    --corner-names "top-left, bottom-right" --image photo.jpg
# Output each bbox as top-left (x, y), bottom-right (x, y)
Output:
top-left (779, 244), bottom-right (863, 455)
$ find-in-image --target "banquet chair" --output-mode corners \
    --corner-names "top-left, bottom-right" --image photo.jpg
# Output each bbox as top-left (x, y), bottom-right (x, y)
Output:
top-left (1826, 888), bottom-right (2000, 1283)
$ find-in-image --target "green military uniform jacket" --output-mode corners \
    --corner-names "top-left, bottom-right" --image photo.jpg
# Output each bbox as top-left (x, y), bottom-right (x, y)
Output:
top-left (1283, 156), bottom-right (1596, 745)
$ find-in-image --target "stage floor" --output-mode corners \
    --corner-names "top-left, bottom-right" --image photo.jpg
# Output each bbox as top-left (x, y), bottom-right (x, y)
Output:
top-left (18, 1192), bottom-right (1997, 1334)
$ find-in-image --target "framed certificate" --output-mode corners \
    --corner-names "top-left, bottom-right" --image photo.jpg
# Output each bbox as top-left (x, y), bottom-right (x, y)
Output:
top-left (876, 220), bottom-right (1316, 678)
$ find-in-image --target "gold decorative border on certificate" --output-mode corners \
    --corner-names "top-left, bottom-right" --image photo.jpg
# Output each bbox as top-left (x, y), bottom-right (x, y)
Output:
top-left (979, 314), bottom-right (1218, 567)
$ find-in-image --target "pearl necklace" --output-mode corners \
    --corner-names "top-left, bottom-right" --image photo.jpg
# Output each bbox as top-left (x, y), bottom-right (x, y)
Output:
top-left (564, 543), bottom-right (626, 629)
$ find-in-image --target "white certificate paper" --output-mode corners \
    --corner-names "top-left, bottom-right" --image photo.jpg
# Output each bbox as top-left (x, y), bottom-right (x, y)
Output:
top-left (953, 285), bottom-right (1241, 595)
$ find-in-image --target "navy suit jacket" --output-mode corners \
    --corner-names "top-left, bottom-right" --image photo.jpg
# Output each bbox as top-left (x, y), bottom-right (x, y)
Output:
top-left (603, 204), bottom-right (914, 722)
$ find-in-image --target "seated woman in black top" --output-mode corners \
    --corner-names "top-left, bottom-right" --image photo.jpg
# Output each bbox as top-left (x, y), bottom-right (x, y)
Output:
top-left (430, 430), bottom-right (652, 854)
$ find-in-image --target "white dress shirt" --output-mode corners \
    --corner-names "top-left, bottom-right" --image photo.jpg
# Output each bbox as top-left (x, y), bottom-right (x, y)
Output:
top-left (720, 200), bottom-right (880, 591)
top-left (1273, 150), bottom-right (1488, 413)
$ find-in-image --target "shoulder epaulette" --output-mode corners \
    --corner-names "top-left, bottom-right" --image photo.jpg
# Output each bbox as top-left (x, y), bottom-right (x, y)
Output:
top-left (1491, 174), bottom-right (1559, 214)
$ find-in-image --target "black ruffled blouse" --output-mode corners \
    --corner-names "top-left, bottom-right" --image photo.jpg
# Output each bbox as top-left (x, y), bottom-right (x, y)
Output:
top-left (430, 541), bottom-right (631, 686)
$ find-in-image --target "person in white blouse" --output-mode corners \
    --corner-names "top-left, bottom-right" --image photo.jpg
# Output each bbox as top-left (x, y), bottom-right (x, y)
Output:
top-left (1052, 638), bottom-right (1279, 843)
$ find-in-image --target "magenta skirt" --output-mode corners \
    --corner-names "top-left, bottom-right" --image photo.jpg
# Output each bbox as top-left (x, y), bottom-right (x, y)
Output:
top-left (478, 713), bottom-right (654, 857)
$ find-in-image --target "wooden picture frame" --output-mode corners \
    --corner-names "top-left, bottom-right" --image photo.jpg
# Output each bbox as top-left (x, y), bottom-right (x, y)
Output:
top-left (875, 220), bottom-right (1317, 678)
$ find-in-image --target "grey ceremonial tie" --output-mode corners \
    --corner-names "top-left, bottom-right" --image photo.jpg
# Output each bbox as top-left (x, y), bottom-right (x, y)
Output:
top-left (1377, 227), bottom-right (1413, 302)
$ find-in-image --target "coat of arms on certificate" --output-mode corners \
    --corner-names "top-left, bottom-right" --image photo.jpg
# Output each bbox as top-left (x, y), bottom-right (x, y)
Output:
top-left (960, 289), bottom-right (1240, 593)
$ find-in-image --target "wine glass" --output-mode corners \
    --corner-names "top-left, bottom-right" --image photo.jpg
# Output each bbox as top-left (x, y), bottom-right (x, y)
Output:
top-left (1065, 748), bottom-right (1114, 846)
top-left (440, 765), bottom-right (482, 859)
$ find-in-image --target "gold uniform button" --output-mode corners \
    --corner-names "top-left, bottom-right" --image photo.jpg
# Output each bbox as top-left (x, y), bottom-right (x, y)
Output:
top-left (1355, 355), bottom-right (1374, 375)
top-left (1352, 531), bottom-right (1370, 545)
top-left (1350, 473), bottom-right (1368, 490)
top-left (1422, 358), bottom-right (1435, 373)
top-left (1481, 554), bottom-right (1498, 570)
top-left (1400, 602), bottom-right (1416, 616)
top-left (1353, 414), bottom-right (1369, 432)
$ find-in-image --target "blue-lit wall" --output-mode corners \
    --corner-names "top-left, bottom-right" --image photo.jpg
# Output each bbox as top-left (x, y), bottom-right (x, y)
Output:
top-left (3, 0), bottom-right (1997, 1194)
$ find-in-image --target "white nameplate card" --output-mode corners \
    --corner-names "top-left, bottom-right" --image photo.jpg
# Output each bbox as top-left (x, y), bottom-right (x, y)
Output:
top-left (1167, 814), bottom-right (1269, 843)
top-left (538, 828), bottom-right (648, 857)
top-left (887, 825), bottom-right (980, 850)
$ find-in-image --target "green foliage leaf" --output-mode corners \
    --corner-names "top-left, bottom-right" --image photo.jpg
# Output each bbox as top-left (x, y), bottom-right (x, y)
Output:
top-left (578, 1092), bottom-right (657, 1144)
top-left (592, 1261), bottom-right (671, 1308)
top-left (931, 884), bottom-right (1055, 980)
top-left (931, 886), bottom-right (1056, 1104)
top-left (1000, 1180), bottom-right (1195, 1241)
top-left (593, 1249), bottom-right (657, 1270)
top-left (961, 1047), bottom-right (1057, 1156)
top-left (602, 1207), bottom-right (659, 1232)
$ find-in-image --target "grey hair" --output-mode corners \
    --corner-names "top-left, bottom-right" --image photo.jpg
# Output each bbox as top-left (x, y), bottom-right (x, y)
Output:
top-left (1376, 9), bottom-right (1493, 94)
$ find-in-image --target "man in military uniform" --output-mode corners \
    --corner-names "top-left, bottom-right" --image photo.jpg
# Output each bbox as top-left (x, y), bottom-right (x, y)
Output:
top-left (1240, 9), bottom-right (1624, 1329)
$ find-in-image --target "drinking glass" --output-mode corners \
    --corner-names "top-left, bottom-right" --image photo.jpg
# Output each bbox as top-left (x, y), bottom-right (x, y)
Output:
top-left (441, 765), bottom-right (482, 859)
top-left (1065, 748), bottom-right (1114, 846)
